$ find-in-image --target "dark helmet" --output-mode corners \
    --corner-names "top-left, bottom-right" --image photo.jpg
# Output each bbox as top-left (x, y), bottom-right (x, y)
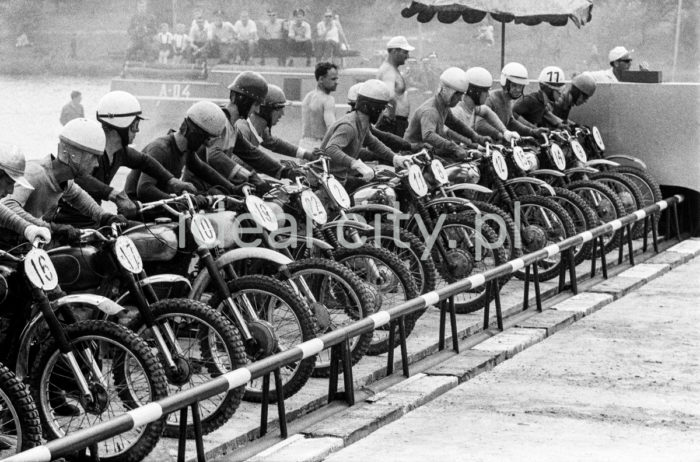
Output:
top-left (261, 84), bottom-right (288, 109)
top-left (228, 71), bottom-right (268, 103)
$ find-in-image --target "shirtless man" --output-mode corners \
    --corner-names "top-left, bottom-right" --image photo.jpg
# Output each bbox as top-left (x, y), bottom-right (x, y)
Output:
top-left (375, 36), bottom-right (414, 137)
top-left (300, 62), bottom-right (338, 150)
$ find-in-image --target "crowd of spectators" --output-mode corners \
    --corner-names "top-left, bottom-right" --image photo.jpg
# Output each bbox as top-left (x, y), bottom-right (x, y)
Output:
top-left (126, 2), bottom-right (350, 67)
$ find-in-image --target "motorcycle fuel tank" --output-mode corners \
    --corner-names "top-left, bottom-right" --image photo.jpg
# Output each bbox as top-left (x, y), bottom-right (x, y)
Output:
top-left (48, 246), bottom-right (107, 292)
top-left (352, 184), bottom-right (397, 206)
top-left (125, 222), bottom-right (179, 262)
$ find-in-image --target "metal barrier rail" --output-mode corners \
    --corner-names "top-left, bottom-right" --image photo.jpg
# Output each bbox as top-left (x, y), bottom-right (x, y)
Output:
top-left (3, 194), bottom-right (684, 462)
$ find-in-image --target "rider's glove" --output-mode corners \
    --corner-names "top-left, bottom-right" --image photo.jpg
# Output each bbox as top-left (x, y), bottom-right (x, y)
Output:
top-left (503, 130), bottom-right (520, 143)
top-left (392, 154), bottom-right (412, 169)
top-left (167, 178), bottom-right (198, 194)
top-left (410, 142), bottom-right (431, 153)
top-left (532, 127), bottom-right (550, 137)
top-left (476, 135), bottom-right (492, 145)
top-left (108, 189), bottom-right (138, 217)
top-left (100, 213), bottom-right (129, 227)
top-left (279, 164), bottom-right (304, 181)
top-left (351, 159), bottom-right (375, 181)
top-left (23, 224), bottom-right (51, 244)
top-left (452, 146), bottom-right (470, 162)
top-left (249, 172), bottom-right (273, 195)
top-left (191, 195), bottom-right (211, 209)
top-left (50, 223), bottom-right (81, 245)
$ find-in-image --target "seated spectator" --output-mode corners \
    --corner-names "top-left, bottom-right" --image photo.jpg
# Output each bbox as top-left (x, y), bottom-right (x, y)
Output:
top-left (209, 11), bottom-right (236, 63)
top-left (287, 8), bottom-right (313, 67)
top-left (232, 11), bottom-right (258, 65)
top-left (155, 23), bottom-right (173, 63)
top-left (126, 0), bottom-right (156, 60)
top-left (171, 23), bottom-right (191, 64)
top-left (259, 8), bottom-right (287, 66)
top-left (60, 90), bottom-right (84, 126)
top-left (189, 13), bottom-right (210, 61)
top-left (316, 9), bottom-right (345, 63)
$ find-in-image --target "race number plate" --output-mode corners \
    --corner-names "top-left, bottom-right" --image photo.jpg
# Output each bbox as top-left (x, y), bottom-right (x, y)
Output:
top-left (550, 143), bottom-right (566, 170)
top-left (326, 177), bottom-right (351, 208)
top-left (24, 248), bottom-right (58, 291)
top-left (246, 195), bottom-right (279, 232)
top-left (191, 214), bottom-right (218, 248)
top-left (570, 139), bottom-right (588, 162)
top-left (512, 146), bottom-right (529, 171)
top-left (114, 236), bottom-right (143, 274)
top-left (430, 159), bottom-right (449, 185)
top-left (407, 164), bottom-right (428, 197)
top-left (300, 190), bottom-right (328, 224)
top-left (491, 150), bottom-right (509, 180)
top-left (592, 126), bottom-right (606, 151)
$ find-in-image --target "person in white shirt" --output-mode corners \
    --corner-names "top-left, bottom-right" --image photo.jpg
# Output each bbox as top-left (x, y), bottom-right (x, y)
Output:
top-left (189, 14), bottom-right (210, 60)
top-left (259, 8), bottom-right (286, 66)
top-left (232, 11), bottom-right (258, 65)
top-left (375, 35), bottom-right (414, 137)
top-left (316, 10), bottom-right (344, 63)
top-left (208, 12), bottom-right (236, 63)
top-left (589, 46), bottom-right (633, 83)
top-left (287, 8), bottom-right (313, 67)
top-left (171, 23), bottom-right (191, 64)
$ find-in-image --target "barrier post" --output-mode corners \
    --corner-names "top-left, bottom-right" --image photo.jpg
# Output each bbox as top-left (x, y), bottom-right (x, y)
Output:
top-left (177, 407), bottom-right (188, 462)
top-left (522, 264), bottom-right (543, 311)
top-left (274, 369), bottom-right (288, 438)
top-left (260, 373), bottom-right (271, 436)
top-left (191, 402), bottom-right (206, 462)
top-left (672, 201), bottom-right (682, 242)
top-left (437, 296), bottom-right (459, 352)
top-left (558, 249), bottom-right (577, 294)
top-left (386, 317), bottom-right (410, 377)
top-left (260, 369), bottom-right (287, 438)
top-left (483, 281), bottom-right (504, 330)
top-left (341, 338), bottom-right (355, 405)
top-left (651, 215), bottom-right (659, 253)
top-left (328, 344), bottom-right (340, 403)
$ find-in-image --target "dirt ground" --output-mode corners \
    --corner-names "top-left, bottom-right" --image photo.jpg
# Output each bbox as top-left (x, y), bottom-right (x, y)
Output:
top-left (325, 256), bottom-right (700, 462)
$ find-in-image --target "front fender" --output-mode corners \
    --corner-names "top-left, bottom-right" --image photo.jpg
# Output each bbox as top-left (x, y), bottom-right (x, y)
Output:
top-left (445, 184), bottom-right (493, 195)
top-left (585, 159), bottom-right (620, 168)
top-left (189, 247), bottom-right (293, 300)
top-left (15, 312), bottom-right (47, 380)
top-left (605, 154), bottom-right (647, 170)
top-left (345, 204), bottom-right (403, 216)
top-left (54, 294), bottom-right (125, 316)
top-left (114, 274), bottom-right (192, 305)
top-left (425, 197), bottom-right (480, 214)
top-left (320, 220), bottom-right (374, 233)
top-left (564, 166), bottom-right (599, 175)
top-left (273, 233), bottom-right (334, 251)
top-left (504, 177), bottom-right (556, 196)
top-left (529, 169), bottom-right (566, 178)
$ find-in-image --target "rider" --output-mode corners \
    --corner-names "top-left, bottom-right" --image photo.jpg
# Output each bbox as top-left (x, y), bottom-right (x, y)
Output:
top-left (451, 67), bottom-right (520, 143)
top-left (125, 100), bottom-right (236, 202)
top-left (238, 84), bottom-right (320, 161)
top-left (322, 79), bottom-right (411, 185)
top-left (52, 91), bottom-right (197, 226)
top-left (476, 62), bottom-right (550, 138)
top-left (375, 35), bottom-right (414, 137)
top-left (552, 72), bottom-right (597, 123)
top-left (346, 82), bottom-right (425, 153)
top-left (0, 144), bottom-right (52, 244)
top-left (199, 71), bottom-right (304, 188)
top-left (1, 118), bottom-right (127, 244)
top-left (512, 66), bottom-right (567, 129)
top-left (404, 67), bottom-right (489, 160)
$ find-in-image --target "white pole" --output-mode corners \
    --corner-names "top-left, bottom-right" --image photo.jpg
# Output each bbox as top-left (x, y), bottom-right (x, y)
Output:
top-left (672, 0), bottom-right (683, 81)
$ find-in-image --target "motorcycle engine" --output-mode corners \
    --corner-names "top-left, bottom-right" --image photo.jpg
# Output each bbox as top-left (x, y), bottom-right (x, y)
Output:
top-left (352, 184), bottom-right (397, 206)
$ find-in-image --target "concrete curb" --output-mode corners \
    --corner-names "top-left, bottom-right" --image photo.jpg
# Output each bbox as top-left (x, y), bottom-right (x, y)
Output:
top-left (242, 239), bottom-right (700, 462)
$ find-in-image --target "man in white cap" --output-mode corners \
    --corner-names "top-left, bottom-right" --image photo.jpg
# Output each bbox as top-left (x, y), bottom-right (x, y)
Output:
top-left (589, 46), bottom-right (633, 83)
top-left (375, 35), bottom-right (415, 137)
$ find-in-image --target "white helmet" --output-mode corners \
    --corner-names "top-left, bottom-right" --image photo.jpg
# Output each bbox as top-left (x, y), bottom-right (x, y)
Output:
top-left (186, 101), bottom-right (227, 136)
top-left (440, 67), bottom-right (469, 92)
top-left (0, 143), bottom-right (33, 190)
top-left (96, 91), bottom-right (145, 129)
top-left (357, 79), bottom-right (391, 102)
top-left (347, 82), bottom-right (363, 103)
top-left (59, 118), bottom-right (106, 156)
top-left (500, 62), bottom-right (529, 86)
top-left (538, 66), bottom-right (565, 86)
top-left (465, 67), bottom-right (493, 89)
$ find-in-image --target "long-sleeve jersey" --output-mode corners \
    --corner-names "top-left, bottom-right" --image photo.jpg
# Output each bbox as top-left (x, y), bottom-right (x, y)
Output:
top-left (321, 111), bottom-right (395, 184)
top-left (126, 133), bottom-right (233, 202)
top-left (1, 155), bottom-right (106, 227)
top-left (404, 96), bottom-right (479, 157)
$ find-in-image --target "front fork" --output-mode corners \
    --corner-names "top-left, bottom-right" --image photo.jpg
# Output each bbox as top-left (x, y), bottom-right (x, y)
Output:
top-left (336, 211), bottom-right (383, 282)
top-left (197, 246), bottom-right (255, 342)
top-left (34, 287), bottom-right (97, 404)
